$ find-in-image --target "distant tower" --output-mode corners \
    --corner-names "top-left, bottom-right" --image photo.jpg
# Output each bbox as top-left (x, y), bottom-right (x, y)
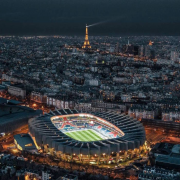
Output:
top-left (82, 24), bottom-right (91, 49)
top-left (149, 40), bottom-right (153, 46)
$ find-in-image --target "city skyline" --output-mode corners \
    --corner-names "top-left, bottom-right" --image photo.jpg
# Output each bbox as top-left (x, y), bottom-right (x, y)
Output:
top-left (1, 1), bottom-right (180, 180)
top-left (1, 34), bottom-right (180, 180)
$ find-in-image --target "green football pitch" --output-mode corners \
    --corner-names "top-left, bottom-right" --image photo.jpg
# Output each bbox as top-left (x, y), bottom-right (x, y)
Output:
top-left (65, 129), bottom-right (104, 142)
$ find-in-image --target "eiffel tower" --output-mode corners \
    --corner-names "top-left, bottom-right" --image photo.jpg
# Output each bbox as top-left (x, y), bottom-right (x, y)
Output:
top-left (82, 24), bottom-right (91, 49)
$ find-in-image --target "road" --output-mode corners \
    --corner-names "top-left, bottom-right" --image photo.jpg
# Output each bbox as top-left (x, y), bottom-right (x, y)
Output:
top-left (0, 125), bottom-right (29, 149)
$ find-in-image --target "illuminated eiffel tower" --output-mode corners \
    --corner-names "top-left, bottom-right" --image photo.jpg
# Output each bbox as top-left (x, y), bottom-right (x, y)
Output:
top-left (82, 24), bottom-right (91, 49)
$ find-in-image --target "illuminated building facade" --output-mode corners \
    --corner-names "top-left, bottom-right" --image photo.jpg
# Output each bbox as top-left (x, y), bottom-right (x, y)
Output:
top-left (30, 91), bottom-right (47, 104)
top-left (82, 25), bottom-right (91, 49)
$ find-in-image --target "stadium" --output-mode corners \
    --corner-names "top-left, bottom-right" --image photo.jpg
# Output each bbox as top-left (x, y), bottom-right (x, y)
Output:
top-left (29, 109), bottom-right (146, 164)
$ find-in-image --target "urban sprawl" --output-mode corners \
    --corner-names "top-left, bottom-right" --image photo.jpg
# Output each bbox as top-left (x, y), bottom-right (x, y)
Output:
top-left (0, 36), bottom-right (180, 180)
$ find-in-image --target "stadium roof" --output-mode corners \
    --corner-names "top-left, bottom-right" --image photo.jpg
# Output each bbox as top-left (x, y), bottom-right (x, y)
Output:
top-left (14, 134), bottom-right (37, 151)
top-left (0, 97), bottom-right (22, 105)
top-left (29, 109), bottom-right (145, 155)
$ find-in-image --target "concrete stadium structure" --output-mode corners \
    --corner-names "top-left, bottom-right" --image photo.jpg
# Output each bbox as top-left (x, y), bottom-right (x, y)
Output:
top-left (29, 109), bottom-right (146, 164)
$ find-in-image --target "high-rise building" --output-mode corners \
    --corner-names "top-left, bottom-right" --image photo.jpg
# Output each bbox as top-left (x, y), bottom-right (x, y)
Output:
top-left (82, 25), bottom-right (91, 49)
top-left (115, 42), bottom-right (119, 53)
top-left (133, 45), bottom-right (139, 56)
top-left (150, 49), bottom-right (156, 60)
top-left (144, 45), bottom-right (151, 58)
top-left (122, 44), bottom-right (134, 55)
top-left (171, 50), bottom-right (180, 63)
top-left (138, 45), bottom-right (144, 58)
top-left (122, 44), bottom-right (139, 56)
top-left (144, 43), bottom-right (156, 60)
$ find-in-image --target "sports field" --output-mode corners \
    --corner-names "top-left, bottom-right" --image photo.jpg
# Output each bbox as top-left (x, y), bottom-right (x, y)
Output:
top-left (65, 129), bottom-right (104, 142)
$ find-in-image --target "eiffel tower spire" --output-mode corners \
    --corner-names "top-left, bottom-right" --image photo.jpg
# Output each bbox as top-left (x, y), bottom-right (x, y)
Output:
top-left (82, 24), bottom-right (91, 49)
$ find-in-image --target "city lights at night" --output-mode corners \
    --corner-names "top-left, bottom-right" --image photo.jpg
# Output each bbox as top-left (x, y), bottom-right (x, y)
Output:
top-left (0, 1), bottom-right (180, 180)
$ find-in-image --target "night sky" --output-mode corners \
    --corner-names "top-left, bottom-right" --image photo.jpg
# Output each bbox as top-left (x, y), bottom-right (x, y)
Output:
top-left (0, 0), bottom-right (180, 36)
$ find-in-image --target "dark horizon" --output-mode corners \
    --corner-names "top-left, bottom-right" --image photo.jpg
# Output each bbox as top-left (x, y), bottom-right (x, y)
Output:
top-left (0, 0), bottom-right (180, 36)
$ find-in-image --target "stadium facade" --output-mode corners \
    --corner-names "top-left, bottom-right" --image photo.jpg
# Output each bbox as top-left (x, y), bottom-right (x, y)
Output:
top-left (29, 109), bottom-right (146, 164)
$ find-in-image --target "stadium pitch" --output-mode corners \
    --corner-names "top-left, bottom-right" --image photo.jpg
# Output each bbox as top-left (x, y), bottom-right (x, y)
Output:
top-left (65, 129), bottom-right (104, 142)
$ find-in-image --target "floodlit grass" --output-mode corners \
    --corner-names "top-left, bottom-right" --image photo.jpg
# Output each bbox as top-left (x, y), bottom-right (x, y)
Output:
top-left (65, 129), bottom-right (104, 142)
